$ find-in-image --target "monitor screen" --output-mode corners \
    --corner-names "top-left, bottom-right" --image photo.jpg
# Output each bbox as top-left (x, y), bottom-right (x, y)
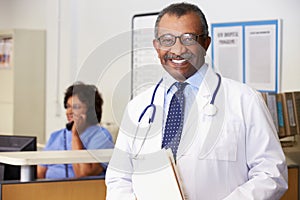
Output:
top-left (0, 135), bottom-right (37, 181)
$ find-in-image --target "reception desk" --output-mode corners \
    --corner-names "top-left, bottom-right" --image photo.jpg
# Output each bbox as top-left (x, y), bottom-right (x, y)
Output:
top-left (0, 149), bottom-right (113, 181)
top-left (0, 148), bottom-right (299, 199)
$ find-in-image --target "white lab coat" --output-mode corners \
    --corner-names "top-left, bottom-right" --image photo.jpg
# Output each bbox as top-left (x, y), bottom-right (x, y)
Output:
top-left (106, 66), bottom-right (288, 200)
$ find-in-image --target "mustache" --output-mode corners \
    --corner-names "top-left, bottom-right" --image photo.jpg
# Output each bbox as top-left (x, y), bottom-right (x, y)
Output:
top-left (164, 52), bottom-right (194, 60)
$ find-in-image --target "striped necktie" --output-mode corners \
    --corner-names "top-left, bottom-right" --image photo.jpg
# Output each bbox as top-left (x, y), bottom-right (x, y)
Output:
top-left (162, 82), bottom-right (188, 160)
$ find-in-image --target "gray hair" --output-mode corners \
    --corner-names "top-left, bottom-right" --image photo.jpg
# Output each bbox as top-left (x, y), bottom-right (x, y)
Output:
top-left (154, 2), bottom-right (209, 39)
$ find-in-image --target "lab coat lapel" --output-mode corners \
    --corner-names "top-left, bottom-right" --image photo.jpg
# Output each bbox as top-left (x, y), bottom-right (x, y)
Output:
top-left (177, 67), bottom-right (225, 158)
top-left (177, 69), bottom-right (211, 157)
top-left (198, 68), bottom-right (225, 158)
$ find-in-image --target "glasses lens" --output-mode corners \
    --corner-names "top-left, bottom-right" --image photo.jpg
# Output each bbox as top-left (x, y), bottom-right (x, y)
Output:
top-left (181, 34), bottom-right (197, 46)
top-left (72, 104), bottom-right (82, 110)
top-left (158, 34), bottom-right (175, 47)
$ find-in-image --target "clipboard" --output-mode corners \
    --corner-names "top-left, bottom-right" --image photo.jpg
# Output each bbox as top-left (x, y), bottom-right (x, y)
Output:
top-left (132, 149), bottom-right (186, 200)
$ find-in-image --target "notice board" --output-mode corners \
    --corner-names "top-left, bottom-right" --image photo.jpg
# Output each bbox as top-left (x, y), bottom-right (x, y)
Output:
top-left (211, 20), bottom-right (281, 93)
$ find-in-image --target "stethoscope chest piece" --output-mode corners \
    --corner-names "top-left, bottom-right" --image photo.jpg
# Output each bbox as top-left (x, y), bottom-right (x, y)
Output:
top-left (204, 103), bottom-right (218, 116)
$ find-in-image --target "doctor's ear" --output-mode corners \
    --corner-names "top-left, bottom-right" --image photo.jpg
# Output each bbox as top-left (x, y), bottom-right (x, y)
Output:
top-left (203, 36), bottom-right (211, 51)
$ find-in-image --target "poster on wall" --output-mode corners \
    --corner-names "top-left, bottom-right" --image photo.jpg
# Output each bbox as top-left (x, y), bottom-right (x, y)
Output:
top-left (211, 20), bottom-right (280, 93)
top-left (0, 37), bottom-right (13, 69)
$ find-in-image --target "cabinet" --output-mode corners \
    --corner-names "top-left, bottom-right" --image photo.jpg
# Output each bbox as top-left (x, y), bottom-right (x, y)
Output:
top-left (0, 29), bottom-right (46, 143)
top-left (0, 178), bottom-right (106, 200)
top-left (281, 165), bottom-right (299, 200)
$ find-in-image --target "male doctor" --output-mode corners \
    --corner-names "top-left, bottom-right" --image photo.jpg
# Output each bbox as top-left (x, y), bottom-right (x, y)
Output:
top-left (106, 2), bottom-right (288, 200)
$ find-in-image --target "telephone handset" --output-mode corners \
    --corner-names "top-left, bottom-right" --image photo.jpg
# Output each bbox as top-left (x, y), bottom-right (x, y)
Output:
top-left (66, 121), bottom-right (74, 131)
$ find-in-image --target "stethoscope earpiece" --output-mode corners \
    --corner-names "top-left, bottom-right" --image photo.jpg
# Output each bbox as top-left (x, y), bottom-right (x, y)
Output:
top-left (204, 103), bottom-right (218, 116)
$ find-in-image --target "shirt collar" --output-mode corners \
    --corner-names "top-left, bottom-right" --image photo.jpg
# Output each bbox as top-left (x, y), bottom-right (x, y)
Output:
top-left (163, 63), bottom-right (208, 93)
top-left (186, 63), bottom-right (208, 90)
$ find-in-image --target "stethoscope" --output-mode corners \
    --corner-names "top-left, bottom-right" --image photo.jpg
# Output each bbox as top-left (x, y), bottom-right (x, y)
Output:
top-left (131, 73), bottom-right (222, 158)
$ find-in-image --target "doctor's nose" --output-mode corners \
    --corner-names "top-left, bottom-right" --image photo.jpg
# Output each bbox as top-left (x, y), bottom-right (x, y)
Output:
top-left (170, 37), bottom-right (188, 55)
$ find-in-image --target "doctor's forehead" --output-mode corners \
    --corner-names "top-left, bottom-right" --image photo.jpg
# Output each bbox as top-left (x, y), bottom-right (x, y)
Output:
top-left (156, 13), bottom-right (203, 35)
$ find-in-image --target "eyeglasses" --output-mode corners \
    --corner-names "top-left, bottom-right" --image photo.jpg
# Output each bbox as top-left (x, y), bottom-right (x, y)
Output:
top-left (157, 33), bottom-right (205, 47)
top-left (65, 103), bottom-right (85, 110)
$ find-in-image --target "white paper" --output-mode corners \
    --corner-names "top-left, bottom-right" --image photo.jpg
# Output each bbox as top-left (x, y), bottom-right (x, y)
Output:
top-left (245, 25), bottom-right (277, 91)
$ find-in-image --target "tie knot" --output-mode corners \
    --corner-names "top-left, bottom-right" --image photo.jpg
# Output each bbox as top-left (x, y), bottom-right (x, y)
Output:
top-left (174, 82), bottom-right (188, 92)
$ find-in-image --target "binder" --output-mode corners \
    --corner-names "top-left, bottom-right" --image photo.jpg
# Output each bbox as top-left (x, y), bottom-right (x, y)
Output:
top-left (0, 39), bottom-right (4, 66)
top-left (292, 91), bottom-right (300, 134)
top-left (260, 92), bottom-right (267, 102)
top-left (132, 149), bottom-right (185, 200)
top-left (281, 92), bottom-right (297, 136)
top-left (265, 93), bottom-right (279, 132)
top-left (276, 94), bottom-right (286, 138)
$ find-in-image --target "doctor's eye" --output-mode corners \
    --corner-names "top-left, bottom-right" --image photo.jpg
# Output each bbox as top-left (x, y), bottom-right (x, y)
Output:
top-left (158, 34), bottom-right (176, 47)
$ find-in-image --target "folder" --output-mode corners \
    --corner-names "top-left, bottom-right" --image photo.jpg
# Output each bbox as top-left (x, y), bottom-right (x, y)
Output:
top-left (132, 149), bottom-right (185, 200)
top-left (281, 92), bottom-right (297, 136)
top-left (276, 93), bottom-right (286, 138)
top-left (292, 91), bottom-right (300, 134)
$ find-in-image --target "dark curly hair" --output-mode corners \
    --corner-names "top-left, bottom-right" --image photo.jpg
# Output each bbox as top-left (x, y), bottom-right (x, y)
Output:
top-left (64, 82), bottom-right (103, 125)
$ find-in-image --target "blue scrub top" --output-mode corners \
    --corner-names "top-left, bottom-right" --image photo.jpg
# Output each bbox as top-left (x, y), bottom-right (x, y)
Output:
top-left (42, 125), bottom-right (114, 179)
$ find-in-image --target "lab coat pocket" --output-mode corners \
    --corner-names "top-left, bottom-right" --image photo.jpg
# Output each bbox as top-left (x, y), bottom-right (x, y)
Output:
top-left (201, 122), bottom-right (239, 161)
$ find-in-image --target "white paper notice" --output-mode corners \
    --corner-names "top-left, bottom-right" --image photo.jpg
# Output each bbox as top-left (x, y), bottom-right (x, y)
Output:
top-left (245, 25), bottom-right (277, 91)
top-left (213, 26), bottom-right (243, 82)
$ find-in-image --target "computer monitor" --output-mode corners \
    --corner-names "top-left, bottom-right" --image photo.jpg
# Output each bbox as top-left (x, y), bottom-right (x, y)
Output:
top-left (0, 135), bottom-right (37, 181)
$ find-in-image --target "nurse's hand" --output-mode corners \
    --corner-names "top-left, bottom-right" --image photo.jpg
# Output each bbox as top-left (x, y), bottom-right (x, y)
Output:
top-left (72, 111), bottom-right (88, 135)
top-left (71, 113), bottom-right (86, 150)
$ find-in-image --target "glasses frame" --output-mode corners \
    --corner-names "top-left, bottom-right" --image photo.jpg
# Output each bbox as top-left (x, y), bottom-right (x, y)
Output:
top-left (157, 33), bottom-right (206, 47)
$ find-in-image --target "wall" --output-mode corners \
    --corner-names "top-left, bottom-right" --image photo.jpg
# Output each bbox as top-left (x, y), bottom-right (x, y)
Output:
top-left (0, 0), bottom-right (299, 142)
top-left (0, 0), bottom-right (46, 29)
top-left (0, 0), bottom-right (46, 139)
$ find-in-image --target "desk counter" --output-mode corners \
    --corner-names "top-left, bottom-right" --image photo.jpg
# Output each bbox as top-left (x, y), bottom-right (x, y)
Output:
top-left (0, 149), bottom-right (113, 181)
